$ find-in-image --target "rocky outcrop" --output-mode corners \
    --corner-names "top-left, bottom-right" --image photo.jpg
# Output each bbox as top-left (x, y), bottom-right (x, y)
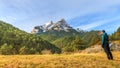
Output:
top-left (51, 18), bottom-right (72, 31)
top-left (31, 18), bottom-right (73, 34)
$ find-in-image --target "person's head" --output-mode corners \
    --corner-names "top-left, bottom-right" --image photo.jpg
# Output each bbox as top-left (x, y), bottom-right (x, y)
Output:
top-left (101, 30), bottom-right (106, 34)
top-left (99, 30), bottom-right (105, 35)
top-left (102, 30), bottom-right (105, 33)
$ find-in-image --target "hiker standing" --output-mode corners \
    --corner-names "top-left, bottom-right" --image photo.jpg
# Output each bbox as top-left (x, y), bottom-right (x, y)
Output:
top-left (101, 30), bottom-right (113, 60)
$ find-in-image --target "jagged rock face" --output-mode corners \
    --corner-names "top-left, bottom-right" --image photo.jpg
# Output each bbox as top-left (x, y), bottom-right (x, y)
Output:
top-left (31, 19), bottom-right (73, 34)
top-left (52, 19), bottom-right (72, 31)
top-left (31, 26), bottom-right (40, 34)
top-left (43, 21), bottom-right (54, 30)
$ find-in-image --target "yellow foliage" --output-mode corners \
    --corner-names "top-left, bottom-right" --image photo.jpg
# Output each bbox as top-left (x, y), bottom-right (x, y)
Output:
top-left (0, 52), bottom-right (120, 68)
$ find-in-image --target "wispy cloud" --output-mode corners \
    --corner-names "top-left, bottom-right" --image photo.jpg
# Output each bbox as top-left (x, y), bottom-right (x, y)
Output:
top-left (76, 16), bottom-right (120, 30)
top-left (0, 0), bottom-right (120, 33)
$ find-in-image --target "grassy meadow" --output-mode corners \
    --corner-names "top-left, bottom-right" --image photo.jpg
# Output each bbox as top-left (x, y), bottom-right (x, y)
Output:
top-left (0, 51), bottom-right (120, 68)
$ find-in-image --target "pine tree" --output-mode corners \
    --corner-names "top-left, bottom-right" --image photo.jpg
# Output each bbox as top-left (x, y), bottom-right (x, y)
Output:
top-left (71, 35), bottom-right (86, 52)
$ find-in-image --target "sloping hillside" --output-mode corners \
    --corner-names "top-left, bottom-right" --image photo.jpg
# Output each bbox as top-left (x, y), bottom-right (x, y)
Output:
top-left (0, 20), bottom-right (61, 55)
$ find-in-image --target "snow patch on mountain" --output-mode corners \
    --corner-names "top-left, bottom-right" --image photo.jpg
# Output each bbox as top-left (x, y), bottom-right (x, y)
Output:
top-left (31, 18), bottom-right (79, 34)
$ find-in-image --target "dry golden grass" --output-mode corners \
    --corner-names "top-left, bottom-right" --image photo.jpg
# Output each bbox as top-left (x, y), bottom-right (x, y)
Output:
top-left (0, 51), bottom-right (120, 68)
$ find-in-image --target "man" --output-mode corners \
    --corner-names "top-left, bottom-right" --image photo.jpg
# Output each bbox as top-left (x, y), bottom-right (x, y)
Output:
top-left (101, 30), bottom-right (113, 60)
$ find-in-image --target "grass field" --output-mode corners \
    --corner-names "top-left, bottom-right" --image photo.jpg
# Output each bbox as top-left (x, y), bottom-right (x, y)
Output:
top-left (0, 52), bottom-right (120, 68)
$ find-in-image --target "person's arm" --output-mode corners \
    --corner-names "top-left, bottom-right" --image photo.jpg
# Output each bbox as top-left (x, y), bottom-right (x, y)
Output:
top-left (102, 34), bottom-right (105, 47)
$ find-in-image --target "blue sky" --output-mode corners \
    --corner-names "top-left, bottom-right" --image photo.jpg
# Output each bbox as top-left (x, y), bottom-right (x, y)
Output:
top-left (0, 0), bottom-right (120, 34)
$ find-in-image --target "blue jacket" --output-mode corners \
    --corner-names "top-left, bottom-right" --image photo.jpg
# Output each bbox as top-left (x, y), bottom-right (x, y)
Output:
top-left (102, 32), bottom-right (109, 46)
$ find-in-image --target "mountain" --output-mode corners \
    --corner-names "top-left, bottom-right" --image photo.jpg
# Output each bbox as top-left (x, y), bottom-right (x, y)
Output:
top-left (31, 19), bottom-right (103, 52)
top-left (0, 20), bottom-right (61, 55)
top-left (31, 19), bottom-right (90, 52)
top-left (31, 18), bottom-right (73, 34)
top-left (31, 18), bottom-right (86, 42)
top-left (51, 18), bottom-right (72, 31)
top-left (32, 19), bottom-right (100, 43)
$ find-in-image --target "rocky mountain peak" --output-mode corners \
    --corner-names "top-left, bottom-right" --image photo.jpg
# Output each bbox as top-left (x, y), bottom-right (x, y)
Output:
top-left (31, 19), bottom-right (73, 34)
top-left (58, 18), bottom-right (66, 22)
top-left (55, 18), bottom-right (68, 26)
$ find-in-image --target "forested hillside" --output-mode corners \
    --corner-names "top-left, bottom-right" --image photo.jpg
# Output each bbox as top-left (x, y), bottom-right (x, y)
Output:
top-left (110, 27), bottom-right (120, 40)
top-left (81, 30), bottom-right (101, 46)
top-left (0, 20), bottom-right (61, 55)
top-left (38, 29), bottom-right (101, 52)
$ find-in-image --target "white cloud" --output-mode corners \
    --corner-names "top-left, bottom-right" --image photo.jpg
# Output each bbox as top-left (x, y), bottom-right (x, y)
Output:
top-left (77, 16), bottom-right (120, 30)
top-left (0, 0), bottom-right (120, 32)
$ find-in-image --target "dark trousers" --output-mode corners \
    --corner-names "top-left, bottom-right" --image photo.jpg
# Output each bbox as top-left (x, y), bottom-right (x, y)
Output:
top-left (103, 44), bottom-right (113, 60)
